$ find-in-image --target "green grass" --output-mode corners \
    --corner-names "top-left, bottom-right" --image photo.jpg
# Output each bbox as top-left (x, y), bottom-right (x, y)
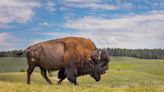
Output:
top-left (0, 57), bottom-right (164, 92)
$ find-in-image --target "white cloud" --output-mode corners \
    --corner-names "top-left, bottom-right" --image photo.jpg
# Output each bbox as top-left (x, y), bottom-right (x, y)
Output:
top-left (0, 32), bottom-right (12, 46)
top-left (62, 0), bottom-right (117, 10)
top-left (0, 32), bottom-right (18, 50)
top-left (62, 0), bottom-right (164, 10)
top-left (0, 0), bottom-right (41, 29)
top-left (46, 0), bottom-right (56, 13)
top-left (0, 32), bottom-right (29, 51)
top-left (63, 0), bottom-right (101, 3)
top-left (39, 22), bottom-right (50, 27)
top-left (65, 12), bottom-right (164, 30)
top-left (64, 11), bottom-right (164, 49)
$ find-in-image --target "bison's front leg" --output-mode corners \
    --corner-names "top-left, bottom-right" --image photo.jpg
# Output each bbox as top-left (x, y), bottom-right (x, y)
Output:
top-left (57, 68), bottom-right (66, 85)
top-left (65, 67), bottom-right (78, 85)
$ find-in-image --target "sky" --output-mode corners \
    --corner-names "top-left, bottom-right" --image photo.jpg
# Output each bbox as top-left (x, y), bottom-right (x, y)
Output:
top-left (0, 0), bottom-right (164, 51)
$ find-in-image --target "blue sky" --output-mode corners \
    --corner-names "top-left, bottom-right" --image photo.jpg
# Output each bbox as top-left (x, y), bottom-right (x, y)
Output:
top-left (0, 0), bottom-right (164, 51)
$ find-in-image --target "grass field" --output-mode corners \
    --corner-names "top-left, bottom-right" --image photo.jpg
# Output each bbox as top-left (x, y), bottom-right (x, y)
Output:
top-left (0, 57), bottom-right (164, 92)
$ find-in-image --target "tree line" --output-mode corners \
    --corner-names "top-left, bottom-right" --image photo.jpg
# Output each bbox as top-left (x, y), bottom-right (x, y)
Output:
top-left (0, 50), bottom-right (25, 58)
top-left (107, 48), bottom-right (164, 59)
top-left (0, 48), bottom-right (164, 59)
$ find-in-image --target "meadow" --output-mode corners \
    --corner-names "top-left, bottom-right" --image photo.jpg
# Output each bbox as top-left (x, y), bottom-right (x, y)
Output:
top-left (0, 57), bottom-right (164, 92)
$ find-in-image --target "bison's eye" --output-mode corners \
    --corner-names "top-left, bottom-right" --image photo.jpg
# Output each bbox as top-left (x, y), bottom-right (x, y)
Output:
top-left (91, 55), bottom-right (98, 62)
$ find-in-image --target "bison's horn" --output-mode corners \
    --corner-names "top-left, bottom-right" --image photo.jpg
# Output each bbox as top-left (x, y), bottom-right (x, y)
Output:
top-left (98, 50), bottom-right (102, 60)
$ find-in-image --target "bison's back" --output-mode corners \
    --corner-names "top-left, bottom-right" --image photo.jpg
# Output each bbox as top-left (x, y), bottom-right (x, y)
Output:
top-left (62, 37), bottom-right (96, 51)
top-left (26, 37), bottom-right (96, 70)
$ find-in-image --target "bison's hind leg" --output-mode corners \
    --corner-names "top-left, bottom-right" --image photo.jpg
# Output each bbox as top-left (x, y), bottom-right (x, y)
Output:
top-left (27, 65), bottom-right (35, 84)
top-left (57, 68), bottom-right (66, 85)
top-left (40, 67), bottom-right (53, 84)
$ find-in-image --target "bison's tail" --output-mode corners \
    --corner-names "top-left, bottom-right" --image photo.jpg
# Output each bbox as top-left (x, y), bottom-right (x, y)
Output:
top-left (16, 46), bottom-right (31, 56)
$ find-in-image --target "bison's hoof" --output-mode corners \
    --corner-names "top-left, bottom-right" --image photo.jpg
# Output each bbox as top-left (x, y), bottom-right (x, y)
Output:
top-left (74, 83), bottom-right (78, 85)
top-left (27, 82), bottom-right (31, 85)
top-left (57, 81), bottom-right (62, 85)
top-left (48, 82), bottom-right (53, 85)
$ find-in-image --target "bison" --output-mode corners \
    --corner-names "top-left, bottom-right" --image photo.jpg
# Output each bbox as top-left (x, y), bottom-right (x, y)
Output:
top-left (23, 37), bottom-right (110, 85)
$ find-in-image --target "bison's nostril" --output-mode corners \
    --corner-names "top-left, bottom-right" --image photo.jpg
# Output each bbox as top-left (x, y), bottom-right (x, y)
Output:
top-left (96, 79), bottom-right (100, 81)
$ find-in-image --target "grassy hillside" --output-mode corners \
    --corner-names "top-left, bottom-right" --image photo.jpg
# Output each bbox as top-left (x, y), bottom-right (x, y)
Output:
top-left (0, 57), bottom-right (27, 72)
top-left (0, 57), bottom-right (164, 92)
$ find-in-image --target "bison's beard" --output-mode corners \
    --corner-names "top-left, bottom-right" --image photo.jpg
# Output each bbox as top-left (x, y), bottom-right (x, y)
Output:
top-left (90, 63), bottom-right (108, 81)
top-left (77, 59), bottom-right (95, 76)
top-left (77, 59), bottom-right (107, 81)
top-left (90, 71), bottom-right (101, 81)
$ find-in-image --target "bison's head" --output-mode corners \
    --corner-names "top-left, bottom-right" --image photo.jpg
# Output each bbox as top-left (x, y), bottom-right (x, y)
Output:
top-left (90, 49), bottom-right (110, 81)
